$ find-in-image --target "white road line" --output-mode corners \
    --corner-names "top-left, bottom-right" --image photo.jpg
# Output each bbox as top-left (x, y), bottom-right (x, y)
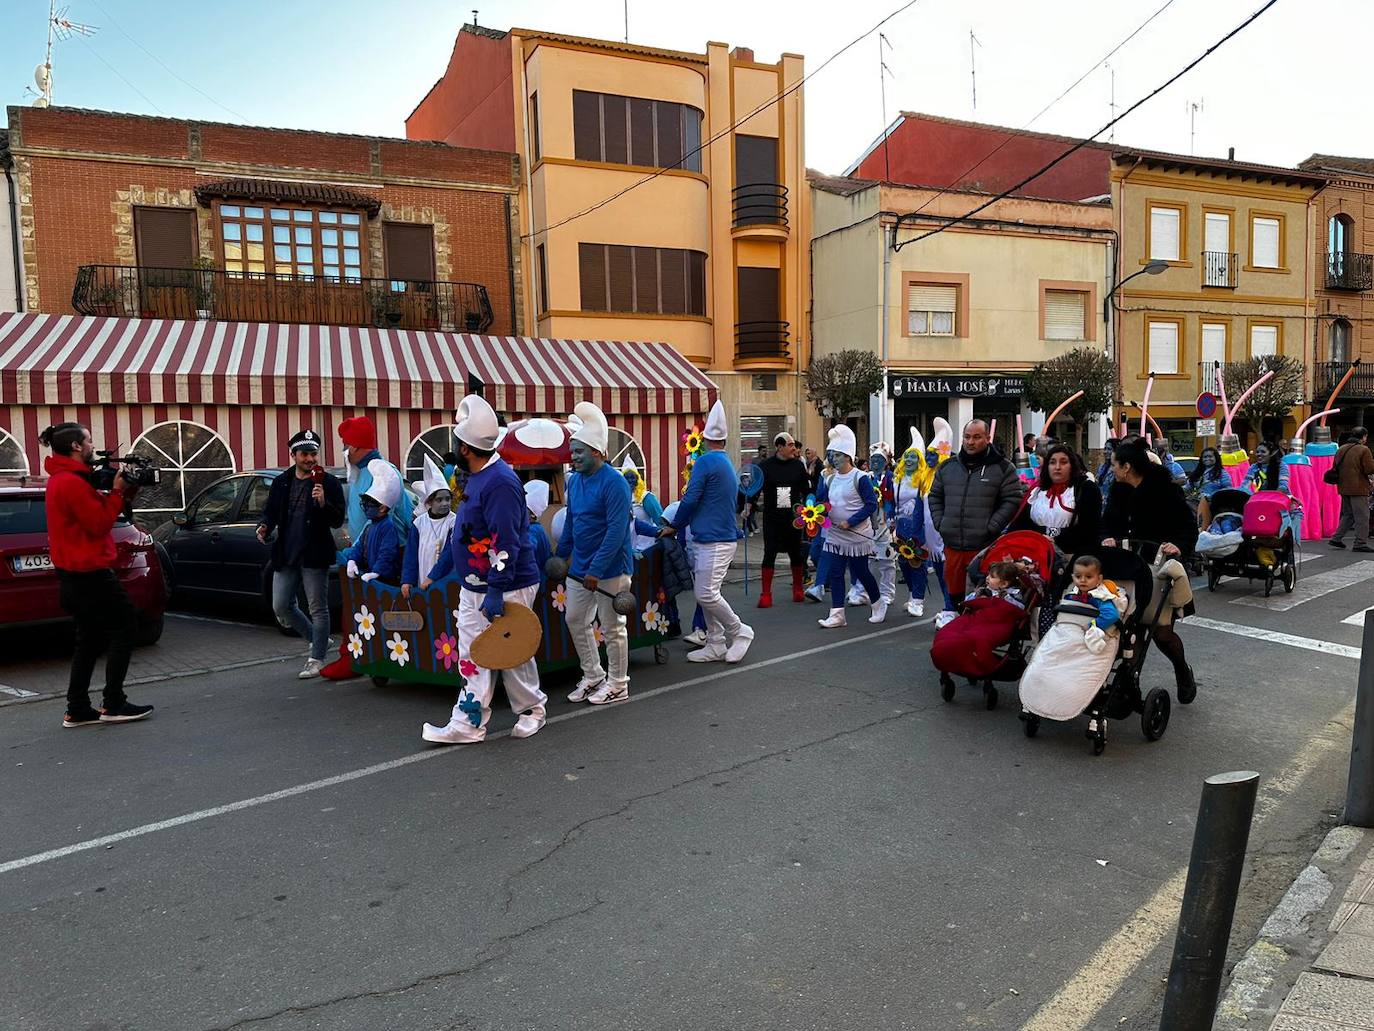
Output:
top-left (1188, 616), bottom-right (1362, 660)
top-left (0, 620), bottom-right (926, 877)
top-left (1231, 561), bottom-right (1374, 613)
top-left (1342, 608), bottom-right (1371, 628)
top-left (0, 685), bottom-right (39, 698)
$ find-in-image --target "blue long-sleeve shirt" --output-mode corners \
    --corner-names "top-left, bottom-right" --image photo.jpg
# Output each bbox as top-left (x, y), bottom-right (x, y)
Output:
top-left (670, 449), bottom-right (739, 544)
top-left (338, 514), bottom-right (400, 582)
top-left (343, 449), bottom-right (413, 542)
top-left (527, 522), bottom-right (552, 583)
top-left (426, 457), bottom-right (539, 595)
top-left (556, 463), bottom-right (633, 580)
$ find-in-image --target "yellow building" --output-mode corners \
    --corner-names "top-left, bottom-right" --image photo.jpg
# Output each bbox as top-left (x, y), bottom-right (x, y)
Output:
top-left (811, 175), bottom-right (1114, 455)
top-left (408, 25), bottom-right (817, 455)
top-left (1111, 149), bottom-right (1327, 449)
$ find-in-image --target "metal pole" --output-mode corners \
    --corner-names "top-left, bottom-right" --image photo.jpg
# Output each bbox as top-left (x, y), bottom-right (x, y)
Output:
top-left (1160, 770), bottom-right (1260, 1031)
top-left (1345, 615), bottom-right (1374, 826)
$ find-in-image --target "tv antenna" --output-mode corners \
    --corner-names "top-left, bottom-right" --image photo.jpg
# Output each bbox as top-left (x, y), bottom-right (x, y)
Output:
top-left (1105, 62), bottom-right (1116, 142)
top-left (24, 0), bottom-right (97, 107)
top-left (879, 33), bottom-right (894, 180)
top-left (969, 29), bottom-right (982, 112)
top-left (1187, 97), bottom-right (1204, 154)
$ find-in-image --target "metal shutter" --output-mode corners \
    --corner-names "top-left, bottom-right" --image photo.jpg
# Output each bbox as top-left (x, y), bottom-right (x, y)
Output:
top-left (607, 245), bottom-right (634, 311)
top-left (1201, 323), bottom-right (1227, 367)
top-left (1150, 207), bottom-right (1180, 261)
top-left (660, 249), bottom-right (686, 314)
top-left (687, 251), bottom-right (706, 316)
top-left (1250, 324), bottom-right (1278, 357)
top-left (134, 207), bottom-right (197, 268)
top-left (602, 95), bottom-right (629, 165)
top-left (1148, 321), bottom-right (1180, 374)
top-left (572, 91), bottom-right (602, 162)
top-left (633, 247), bottom-right (659, 313)
top-left (629, 98), bottom-right (655, 167)
top-left (738, 267), bottom-right (780, 324)
top-left (578, 243), bottom-right (607, 311)
top-left (656, 103), bottom-right (683, 170)
top-left (383, 223), bottom-right (435, 283)
top-left (1252, 217), bottom-right (1280, 268)
top-left (1044, 290), bottom-right (1085, 341)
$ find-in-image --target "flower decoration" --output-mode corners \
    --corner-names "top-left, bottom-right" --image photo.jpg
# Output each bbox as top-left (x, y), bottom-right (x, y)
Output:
top-left (681, 424), bottom-right (705, 458)
top-left (467, 534), bottom-right (492, 557)
top-left (386, 632), bottom-right (410, 667)
top-left (592, 621), bottom-right (605, 646)
top-left (896, 539), bottom-right (930, 565)
top-left (347, 633), bottom-right (363, 659)
top-left (459, 657), bottom-right (480, 679)
top-left (656, 588), bottom-right (667, 604)
top-left (551, 583), bottom-right (567, 612)
top-left (792, 495), bottom-right (831, 538)
top-left (354, 605), bottom-right (377, 641)
top-left (457, 690), bottom-right (482, 727)
top-left (490, 548), bottom-right (509, 572)
top-left (642, 601), bottom-right (662, 633)
top-left (467, 533), bottom-right (494, 575)
top-left (434, 632), bottom-right (459, 671)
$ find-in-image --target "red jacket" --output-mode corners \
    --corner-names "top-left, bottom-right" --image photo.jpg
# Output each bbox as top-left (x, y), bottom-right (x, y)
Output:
top-left (43, 454), bottom-right (127, 572)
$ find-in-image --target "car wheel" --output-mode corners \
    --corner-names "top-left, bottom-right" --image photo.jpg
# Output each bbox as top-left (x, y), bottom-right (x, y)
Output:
top-left (136, 613), bottom-right (165, 646)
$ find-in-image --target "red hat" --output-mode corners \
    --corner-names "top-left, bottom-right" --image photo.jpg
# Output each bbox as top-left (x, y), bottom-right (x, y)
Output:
top-left (338, 416), bottom-right (377, 451)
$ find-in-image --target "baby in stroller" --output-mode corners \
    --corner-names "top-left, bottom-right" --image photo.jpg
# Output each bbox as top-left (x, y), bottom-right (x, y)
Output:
top-left (966, 561), bottom-right (1031, 607)
top-left (1063, 555), bottom-right (1126, 655)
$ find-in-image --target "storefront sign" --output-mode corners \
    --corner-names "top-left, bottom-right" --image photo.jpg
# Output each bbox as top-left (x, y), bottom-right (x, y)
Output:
top-left (888, 374), bottom-right (1026, 399)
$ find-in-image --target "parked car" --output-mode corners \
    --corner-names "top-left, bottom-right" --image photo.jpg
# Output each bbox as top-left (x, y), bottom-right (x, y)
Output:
top-left (1176, 456), bottom-right (1199, 479)
top-left (0, 477), bottom-right (169, 642)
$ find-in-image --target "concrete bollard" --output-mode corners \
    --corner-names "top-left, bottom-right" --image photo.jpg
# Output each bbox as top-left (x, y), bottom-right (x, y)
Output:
top-left (1345, 616), bottom-right (1374, 827)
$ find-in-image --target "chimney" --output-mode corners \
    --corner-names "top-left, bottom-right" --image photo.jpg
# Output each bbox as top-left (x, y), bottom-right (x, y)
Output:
top-left (731, 46), bottom-right (754, 62)
top-left (1227, 147), bottom-right (1235, 161)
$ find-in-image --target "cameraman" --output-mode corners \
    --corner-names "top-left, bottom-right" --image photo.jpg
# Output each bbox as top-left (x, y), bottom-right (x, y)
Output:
top-left (41, 422), bottom-right (155, 728)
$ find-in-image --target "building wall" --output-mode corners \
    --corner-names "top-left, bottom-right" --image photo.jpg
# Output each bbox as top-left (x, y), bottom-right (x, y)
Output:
top-left (810, 185), bottom-right (881, 357)
top-left (1, 146), bottom-right (24, 312)
top-left (8, 106), bottom-right (522, 332)
top-left (405, 26), bottom-right (517, 152)
top-left (1312, 176), bottom-right (1374, 364)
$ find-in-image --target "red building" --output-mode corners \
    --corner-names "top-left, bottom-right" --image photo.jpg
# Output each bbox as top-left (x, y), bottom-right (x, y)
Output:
top-left (848, 112), bottom-right (1113, 202)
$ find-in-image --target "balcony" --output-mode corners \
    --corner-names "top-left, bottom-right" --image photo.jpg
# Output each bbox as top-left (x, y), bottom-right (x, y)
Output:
top-left (1202, 251), bottom-right (1238, 288)
top-left (1198, 360), bottom-right (1220, 395)
top-left (1324, 251), bottom-right (1374, 291)
top-left (72, 264), bottom-right (495, 333)
top-left (1313, 360), bottom-right (1374, 402)
top-left (731, 183), bottom-right (789, 239)
top-left (735, 320), bottom-right (790, 363)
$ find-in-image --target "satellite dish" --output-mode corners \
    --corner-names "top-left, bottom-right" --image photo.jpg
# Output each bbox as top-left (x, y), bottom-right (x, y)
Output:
top-left (34, 64), bottom-right (51, 91)
top-left (31, 98), bottom-right (49, 108)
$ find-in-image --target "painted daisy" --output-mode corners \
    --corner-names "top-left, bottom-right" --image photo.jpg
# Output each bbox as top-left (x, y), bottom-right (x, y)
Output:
top-left (354, 604), bottom-right (377, 641)
top-left (592, 621), bottom-right (605, 646)
top-left (489, 548), bottom-right (509, 572)
top-left (386, 632), bottom-right (410, 667)
top-left (642, 601), bottom-right (661, 632)
top-left (551, 583), bottom-right (567, 612)
top-left (434, 632), bottom-right (459, 671)
top-left (347, 633), bottom-right (363, 659)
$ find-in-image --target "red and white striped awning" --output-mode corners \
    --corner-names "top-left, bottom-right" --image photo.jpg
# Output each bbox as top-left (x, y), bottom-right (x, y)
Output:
top-left (0, 313), bottom-right (717, 416)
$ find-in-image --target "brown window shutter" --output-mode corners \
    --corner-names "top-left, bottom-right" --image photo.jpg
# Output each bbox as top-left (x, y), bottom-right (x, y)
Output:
top-left (607, 245), bottom-right (634, 311)
top-left (660, 249), bottom-right (686, 314)
top-left (656, 103), bottom-right (682, 169)
top-left (737, 267), bottom-right (780, 324)
top-left (529, 93), bottom-right (541, 163)
top-left (579, 243), bottom-right (607, 311)
top-left (572, 91), bottom-right (602, 162)
top-left (632, 247), bottom-right (659, 313)
top-left (629, 99), bottom-right (655, 167)
top-left (688, 251), bottom-right (707, 316)
top-left (383, 223), bottom-right (436, 283)
top-left (735, 135), bottom-right (778, 185)
top-left (537, 244), bottom-right (549, 312)
top-left (134, 207), bottom-right (197, 268)
top-left (602, 95), bottom-right (629, 165)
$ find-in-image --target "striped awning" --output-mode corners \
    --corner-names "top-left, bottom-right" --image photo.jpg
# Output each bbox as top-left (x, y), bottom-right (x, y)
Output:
top-left (0, 313), bottom-right (717, 416)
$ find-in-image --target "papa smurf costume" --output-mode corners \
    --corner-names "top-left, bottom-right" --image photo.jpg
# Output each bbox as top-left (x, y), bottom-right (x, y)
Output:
top-left (401, 456), bottom-right (456, 591)
top-left (421, 394), bottom-right (546, 745)
top-left (815, 424), bottom-right (884, 628)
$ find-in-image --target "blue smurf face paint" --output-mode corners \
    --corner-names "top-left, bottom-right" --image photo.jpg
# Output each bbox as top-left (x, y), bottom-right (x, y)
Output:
top-left (870, 452), bottom-right (887, 474)
top-left (570, 441), bottom-right (600, 475)
top-left (362, 500), bottom-right (384, 520)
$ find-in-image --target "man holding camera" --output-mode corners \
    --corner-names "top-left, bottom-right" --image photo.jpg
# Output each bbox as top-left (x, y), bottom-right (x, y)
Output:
top-left (41, 422), bottom-right (155, 728)
top-left (255, 429), bottom-right (346, 679)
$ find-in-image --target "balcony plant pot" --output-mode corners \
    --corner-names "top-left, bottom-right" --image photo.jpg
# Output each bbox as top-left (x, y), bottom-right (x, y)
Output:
top-left (464, 312), bottom-right (482, 332)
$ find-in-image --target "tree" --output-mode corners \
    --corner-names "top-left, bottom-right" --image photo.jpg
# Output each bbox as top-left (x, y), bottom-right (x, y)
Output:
top-left (1222, 355), bottom-right (1305, 430)
top-left (1023, 347), bottom-right (1119, 452)
top-left (805, 349), bottom-right (885, 425)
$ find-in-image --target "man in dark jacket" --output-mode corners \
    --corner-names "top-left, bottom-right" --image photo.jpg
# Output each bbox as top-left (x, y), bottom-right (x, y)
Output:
top-left (929, 419), bottom-right (1024, 613)
top-left (1330, 426), bottom-right (1374, 552)
top-left (255, 429), bottom-right (346, 679)
top-left (754, 432), bottom-right (813, 607)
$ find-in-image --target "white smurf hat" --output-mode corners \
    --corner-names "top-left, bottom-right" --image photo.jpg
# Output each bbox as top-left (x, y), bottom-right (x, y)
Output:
top-left (931, 417), bottom-right (954, 454)
top-left (524, 479), bottom-right (550, 517)
top-left (907, 425), bottom-right (926, 454)
top-left (827, 424), bottom-right (857, 460)
top-left (364, 459), bottom-right (401, 510)
top-left (703, 400), bottom-right (728, 441)
top-left (569, 401), bottom-right (609, 454)
top-left (411, 455), bottom-right (450, 503)
top-left (454, 394), bottom-right (499, 451)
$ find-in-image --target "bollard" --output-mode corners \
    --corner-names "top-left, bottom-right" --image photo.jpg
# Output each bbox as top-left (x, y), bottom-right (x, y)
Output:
top-left (1346, 615), bottom-right (1374, 827)
top-left (1160, 770), bottom-right (1260, 1031)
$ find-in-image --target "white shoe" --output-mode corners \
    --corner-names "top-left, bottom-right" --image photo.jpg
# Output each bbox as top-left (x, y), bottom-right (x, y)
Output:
top-left (422, 720), bottom-right (486, 745)
top-left (803, 586), bottom-right (825, 603)
top-left (846, 590), bottom-right (870, 607)
top-left (588, 681), bottom-right (629, 704)
top-left (568, 676), bottom-right (604, 703)
top-left (298, 658), bottom-right (324, 679)
top-left (511, 706), bottom-right (546, 738)
top-left (724, 624), bottom-right (755, 664)
top-left (906, 599), bottom-right (924, 618)
top-left (868, 600), bottom-right (889, 624)
top-left (818, 608), bottom-right (846, 629)
top-left (934, 610), bottom-right (957, 629)
top-left (683, 629), bottom-right (707, 646)
top-left (687, 646), bottom-right (727, 662)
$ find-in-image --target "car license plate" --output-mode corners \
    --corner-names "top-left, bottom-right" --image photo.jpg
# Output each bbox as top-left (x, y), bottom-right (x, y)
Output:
top-left (11, 553), bottom-right (54, 573)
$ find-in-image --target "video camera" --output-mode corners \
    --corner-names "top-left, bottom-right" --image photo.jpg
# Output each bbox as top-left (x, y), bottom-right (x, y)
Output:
top-left (91, 450), bottom-right (162, 491)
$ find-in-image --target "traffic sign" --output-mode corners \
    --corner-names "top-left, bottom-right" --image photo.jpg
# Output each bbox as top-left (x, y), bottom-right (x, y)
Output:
top-left (1196, 418), bottom-right (1217, 438)
top-left (1196, 392), bottom-right (1218, 419)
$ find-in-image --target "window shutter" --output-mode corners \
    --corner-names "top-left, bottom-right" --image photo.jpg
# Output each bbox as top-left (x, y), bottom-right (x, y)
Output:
top-left (660, 249), bottom-right (686, 313)
top-left (687, 251), bottom-right (706, 316)
top-left (682, 108), bottom-right (702, 172)
top-left (1250, 324), bottom-right (1278, 357)
top-left (657, 102), bottom-right (683, 170)
top-left (602, 95), bottom-right (629, 165)
top-left (134, 207), bottom-right (197, 268)
top-left (737, 267), bottom-right (780, 324)
top-left (1201, 323), bottom-right (1227, 367)
top-left (579, 243), bottom-right (607, 311)
top-left (1252, 217), bottom-right (1280, 268)
top-left (1148, 321), bottom-right (1180, 374)
top-left (735, 135), bottom-right (778, 185)
top-left (1150, 207), bottom-right (1180, 261)
top-left (529, 93), bottom-right (541, 163)
top-left (383, 223), bottom-right (435, 282)
top-left (607, 245), bottom-right (634, 311)
top-left (572, 91), bottom-right (601, 162)
top-left (907, 284), bottom-right (957, 313)
top-left (1204, 212), bottom-right (1229, 253)
top-left (629, 98), bottom-right (655, 167)
top-left (1044, 290), bottom-right (1085, 341)
top-left (537, 244), bottom-right (549, 313)
top-left (633, 247), bottom-right (659, 312)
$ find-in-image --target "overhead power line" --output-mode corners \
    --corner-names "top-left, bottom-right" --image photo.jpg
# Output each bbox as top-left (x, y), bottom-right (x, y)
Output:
top-left (894, 0), bottom-right (1281, 251)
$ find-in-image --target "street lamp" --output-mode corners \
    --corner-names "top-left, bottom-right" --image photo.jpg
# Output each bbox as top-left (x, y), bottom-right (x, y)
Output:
top-left (1103, 259), bottom-right (1168, 322)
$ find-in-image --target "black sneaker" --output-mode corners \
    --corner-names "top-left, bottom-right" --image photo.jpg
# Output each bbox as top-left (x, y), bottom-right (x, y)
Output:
top-left (63, 709), bottom-right (103, 728)
top-left (1354, 545), bottom-right (1374, 554)
top-left (99, 702), bottom-right (154, 723)
top-left (1329, 539), bottom-right (1347, 549)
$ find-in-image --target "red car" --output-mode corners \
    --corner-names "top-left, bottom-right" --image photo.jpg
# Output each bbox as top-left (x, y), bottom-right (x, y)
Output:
top-left (0, 477), bottom-right (169, 643)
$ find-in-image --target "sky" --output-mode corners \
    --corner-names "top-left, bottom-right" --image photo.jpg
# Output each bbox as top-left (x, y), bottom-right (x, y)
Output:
top-left (2, 0), bottom-right (1371, 177)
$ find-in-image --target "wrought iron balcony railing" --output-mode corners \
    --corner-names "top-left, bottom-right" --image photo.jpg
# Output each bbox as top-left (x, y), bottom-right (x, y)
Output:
top-left (1202, 251), bottom-right (1238, 288)
top-left (1198, 360), bottom-right (1220, 395)
top-left (735, 320), bottom-right (790, 361)
top-left (732, 183), bottom-right (789, 229)
top-left (1324, 251), bottom-right (1374, 291)
top-left (1312, 361), bottom-right (1374, 401)
top-left (72, 264), bottom-right (495, 332)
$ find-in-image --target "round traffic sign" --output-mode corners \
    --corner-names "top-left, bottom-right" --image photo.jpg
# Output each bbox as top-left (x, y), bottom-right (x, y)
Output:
top-left (1196, 392), bottom-right (1218, 419)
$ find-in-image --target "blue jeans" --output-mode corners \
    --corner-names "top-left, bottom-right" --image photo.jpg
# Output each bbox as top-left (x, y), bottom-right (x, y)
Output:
top-left (272, 564), bottom-right (330, 661)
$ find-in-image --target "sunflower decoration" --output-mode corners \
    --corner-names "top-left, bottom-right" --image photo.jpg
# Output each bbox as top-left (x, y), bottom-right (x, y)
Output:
top-left (895, 538), bottom-right (929, 565)
top-left (792, 495), bottom-right (831, 538)
top-left (681, 423), bottom-right (705, 461)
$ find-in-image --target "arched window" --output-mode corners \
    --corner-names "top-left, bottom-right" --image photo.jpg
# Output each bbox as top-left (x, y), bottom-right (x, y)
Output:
top-left (130, 420), bottom-right (236, 516)
top-left (605, 427), bottom-right (645, 474)
top-left (1330, 318), bottom-right (1351, 365)
top-left (0, 428), bottom-right (29, 476)
top-left (1329, 213), bottom-right (1355, 255)
top-left (406, 425), bottom-right (458, 483)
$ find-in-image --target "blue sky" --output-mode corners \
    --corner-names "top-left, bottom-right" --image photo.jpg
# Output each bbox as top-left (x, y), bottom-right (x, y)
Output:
top-left (3, 0), bottom-right (1371, 175)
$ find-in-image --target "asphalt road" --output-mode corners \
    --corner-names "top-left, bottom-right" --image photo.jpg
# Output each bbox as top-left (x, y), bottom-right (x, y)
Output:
top-left (1, 547), bottom-right (1368, 1031)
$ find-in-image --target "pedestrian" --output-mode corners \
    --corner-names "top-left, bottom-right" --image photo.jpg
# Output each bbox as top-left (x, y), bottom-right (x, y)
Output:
top-left (661, 400), bottom-right (754, 663)
top-left (422, 394), bottom-right (546, 744)
top-left (891, 426), bottom-right (953, 618)
top-left (1096, 437), bottom-right (1118, 510)
top-left (40, 422), bottom-right (155, 728)
top-left (928, 419), bottom-right (1023, 622)
top-left (802, 446), bottom-right (823, 495)
top-left (815, 423), bottom-right (885, 628)
top-left (1007, 443), bottom-right (1102, 555)
top-left (1246, 441), bottom-right (1289, 495)
top-left (846, 444), bottom-right (898, 616)
top-left (1188, 446), bottom-right (1227, 526)
top-left (400, 457), bottom-right (456, 601)
top-left (337, 461), bottom-right (402, 584)
top-left (1153, 438), bottom-right (1188, 486)
top-left (523, 479), bottom-right (553, 580)
top-left (1329, 426), bottom-right (1374, 552)
top-left (754, 431), bottom-right (811, 607)
top-left (558, 401), bottom-right (635, 705)
top-left (255, 429), bottom-right (346, 679)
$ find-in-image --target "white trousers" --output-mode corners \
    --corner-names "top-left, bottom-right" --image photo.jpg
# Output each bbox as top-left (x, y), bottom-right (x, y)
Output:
top-left (450, 584), bottom-right (546, 732)
top-left (564, 574), bottom-right (631, 689)
top-left (875, 554), bottom-right (897, 603)
top-left (693, 541), bottom-right (742, 650)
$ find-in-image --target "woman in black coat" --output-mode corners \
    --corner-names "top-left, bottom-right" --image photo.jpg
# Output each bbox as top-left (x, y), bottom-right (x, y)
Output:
top-left (1008, 443), bottom-right (1101, 555)
top-left (1101, 435), bottom-right (1200, 701)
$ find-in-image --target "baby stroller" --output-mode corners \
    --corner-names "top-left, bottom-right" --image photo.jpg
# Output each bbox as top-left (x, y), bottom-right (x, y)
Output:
top-left (1018, 542), bottom-right (1175, 755)
top-left (930, 530), bottom-right (1058, 710)
top-left (1202, 488), bottom-right (1298, 597)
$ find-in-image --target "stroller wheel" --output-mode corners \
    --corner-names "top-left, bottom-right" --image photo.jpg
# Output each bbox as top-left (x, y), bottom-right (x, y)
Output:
top-left (1142, 687), bottom-right (1171, 742)
top-left (984, 683), bottom-right (999, 711)
top-left (939, 673), bottom-right (956, 703)
top-left (1282, 564), bottom-right (1296, 593)
top-left (1022, 713), bottom-right (1040, 738)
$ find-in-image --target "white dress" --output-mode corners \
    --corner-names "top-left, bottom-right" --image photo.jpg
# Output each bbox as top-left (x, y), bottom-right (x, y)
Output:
top-left (824, 470), bottom-right (874, 558)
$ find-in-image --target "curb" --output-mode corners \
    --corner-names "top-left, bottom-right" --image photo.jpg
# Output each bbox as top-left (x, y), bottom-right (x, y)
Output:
top-left (0, 653), bottom-right (295, 709)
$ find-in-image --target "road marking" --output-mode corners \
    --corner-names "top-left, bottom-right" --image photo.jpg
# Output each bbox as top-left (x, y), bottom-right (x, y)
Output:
top-left (0, 620), bottom-right (925, 877)
top-left (0, 685), bottom-right (39, 698)
top-left (1231, 561), bottom-right (1374, 613)
top-left (1188, 617), bottom-right (1362, 660)
top-left (1342, 608), bottom-right (1371, 627)
top-left (1022, 698), bottom-right (1356, 1031)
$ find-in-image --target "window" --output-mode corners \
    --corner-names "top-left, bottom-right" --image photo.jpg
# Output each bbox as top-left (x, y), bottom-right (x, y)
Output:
top-left (134, 207), bottom-right (197, 269)
top-left (1329, 213), bottom-right (1353, 254)
top-left (529, 92), bottom-right (541, 163)
top-left (1147, 319), bottom-right (1181, 374)
top-left (383, 223), bottom-right (436, 285)
top-left (1148, 204), bottom-right (1183, 262)
top-left (1201, 322), bottom-right (1228, 369)
top-left (571, 90), bottom-right (704, 172)
top-left (737, 266), bottom-right (781, 329)
top-left (0, 496), bottom-right (45, 534)
top-left (219, 204), bottom-right (363, 280)
top-left (578, 243), bottom-right (707, 316)
top-left (537, 244), bottom-right (549, 313)
top-left (239, 477), bottom-right (273, 523)
top-left (1251, 215), bottom-right (1282, 269)
top-left (1203, 211), bottom-right (1233, 286)
top-left (1043, 290), bottom-right (1087, 341)
top-left (1331, 318), bottom-right (1351, 364)
top-left (186, 478), bottom-right (241, 526)
top-left (406, 426), bottom-right (459, 483)
top-left (0, 427), bottom-right (28, 476)
top-left (907, 284), bottom-right (957, 336)
top-left (130, 420), bottom-right (237, 517)
top-left (604, 427), bottom-right (645, 473)
top-left (1250, 322), bottom-right (1279, 358)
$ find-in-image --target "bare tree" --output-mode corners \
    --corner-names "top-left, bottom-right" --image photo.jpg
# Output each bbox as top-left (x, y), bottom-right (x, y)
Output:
top-left (1223, 354), bottom-right (1306, 424)
top-left (1023, 347), bottom-right (1119, 452)
top-left (805, 350), bottom-right (886, 425)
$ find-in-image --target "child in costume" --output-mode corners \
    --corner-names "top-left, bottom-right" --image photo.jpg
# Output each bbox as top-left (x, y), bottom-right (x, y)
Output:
top-left (891, 423), bottom-right (955, 618)
top-left (523, 479), bottom-right (553, 582)
top-left (338, 459), bottom-right (402, 585)
top-left (401, 456), bottom-right (456, 599)
top-left (622, 456), bottom-right (664, 558)
top-left (846, 444), bottom-right (897, 616)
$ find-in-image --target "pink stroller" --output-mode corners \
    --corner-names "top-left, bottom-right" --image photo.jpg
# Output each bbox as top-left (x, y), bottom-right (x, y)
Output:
top-left (1203, 489), bottom-right (1298, 596)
